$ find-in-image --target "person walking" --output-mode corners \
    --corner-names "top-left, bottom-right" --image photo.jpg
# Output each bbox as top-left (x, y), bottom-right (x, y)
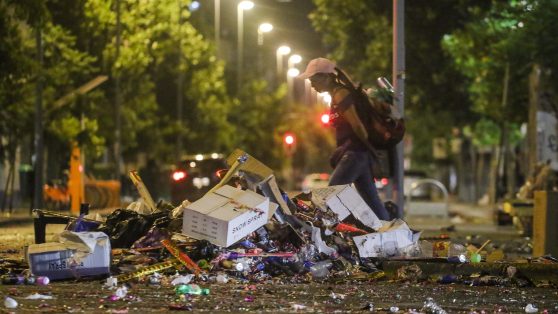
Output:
top-left (299, 58), bottom-right (390, 221)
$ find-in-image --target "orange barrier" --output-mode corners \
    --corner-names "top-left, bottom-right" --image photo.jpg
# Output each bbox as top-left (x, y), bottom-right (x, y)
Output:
top-left (85, 179), bottom-right (121, 209)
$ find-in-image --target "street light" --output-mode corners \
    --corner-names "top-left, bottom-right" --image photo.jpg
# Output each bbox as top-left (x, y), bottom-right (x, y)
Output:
top-left (288, 54), bottom-right (302, 69)
top-left (237, 0), bottom-right (254, 92)
top-left (257, 23), bottom-right (273, 46)
top-left (287, 68), bottom-right (300, 77)
top-left (276, 45), bottom-right (291, 81)
top-left (287, 68), bottom-right (300, 103)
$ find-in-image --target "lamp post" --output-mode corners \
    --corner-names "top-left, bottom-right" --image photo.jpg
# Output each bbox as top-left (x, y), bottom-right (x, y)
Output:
top-left (236, 0), bottom-right (254, 92)
top-left (393, 0), bottom-right (405, 217)
top-left (257, 23), bottom-right (273, 75)
top-left (287, 55), bottom-right (302, 103)
top-left (276, 45), bottom-right (291, 84)
top-left (214, 0), bottom-right (220, 55)
top-left (287, 54), bottom-right (302, 70)
top-left (257, 23), bottom-right (273, 46)
top-left (287, 68), bottom-right (300, 104)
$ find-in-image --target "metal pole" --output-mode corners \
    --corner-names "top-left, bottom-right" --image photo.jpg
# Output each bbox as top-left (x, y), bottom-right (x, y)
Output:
top-left (393, 0), bottom-right (405, 217)
top-left (276, 50), bottom-right (284, 86)
top-left (214, 0), bottom-right (220, 55)
top-left (177, 0), bottom-right (184, 159)
top-left (236, 6), bottom-right (244, 93)
top-left (114, 0), bottom-right (122, 179)
top-left (33, 23), bottom-right (44, 211)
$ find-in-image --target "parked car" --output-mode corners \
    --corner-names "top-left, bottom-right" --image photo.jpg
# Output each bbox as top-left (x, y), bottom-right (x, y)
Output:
top-left (404, 169), bottom-right (430, 199)
top-left (169, 153), bottom-right (227, 205)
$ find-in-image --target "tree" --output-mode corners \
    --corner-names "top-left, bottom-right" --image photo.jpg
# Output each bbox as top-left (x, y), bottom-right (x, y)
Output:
top-left (443, 0), bottom-right (558, 202)
top-left (309, 0), bottom-right (482, 166)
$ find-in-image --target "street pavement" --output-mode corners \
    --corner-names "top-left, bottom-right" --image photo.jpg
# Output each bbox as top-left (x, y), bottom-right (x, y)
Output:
top-left (2, 201), bottom-right (556, 313)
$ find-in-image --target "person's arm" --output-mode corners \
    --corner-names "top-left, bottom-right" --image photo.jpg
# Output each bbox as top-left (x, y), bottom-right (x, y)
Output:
top-left (334, 89), bottom-right (376, 153)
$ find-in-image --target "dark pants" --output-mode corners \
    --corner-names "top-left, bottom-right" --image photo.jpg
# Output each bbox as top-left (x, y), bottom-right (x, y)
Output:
top-left (329, 150), bottom-right (389, 220)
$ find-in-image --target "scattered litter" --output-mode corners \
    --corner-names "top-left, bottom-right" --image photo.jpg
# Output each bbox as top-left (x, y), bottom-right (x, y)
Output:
top-left (4, 297), bottom-right (17, 309)
top-left (171, 274), bottom-right (195, 286)
top-left (525, 303), bottom-right (538, 313)
top-left (422, 297), bottom-right (447, 314)
top-left (25, 293), bottom-right (54, 300)
top-left (1, 149), bottom-right (554, 312)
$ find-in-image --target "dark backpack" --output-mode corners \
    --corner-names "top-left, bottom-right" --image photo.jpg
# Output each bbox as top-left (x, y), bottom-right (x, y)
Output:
top-left (335, 67), bottom-right (405, 150)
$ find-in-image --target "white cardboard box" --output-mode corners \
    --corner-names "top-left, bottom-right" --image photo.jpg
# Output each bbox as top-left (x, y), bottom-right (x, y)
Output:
top-left (311, 184), bottom-right (383, 230)
top-left (352, 219), bottom-right (421, 258)
top-left (182, 185), bottom-right (273, 247)
top-left (27, 231), bottom-right (111, 280)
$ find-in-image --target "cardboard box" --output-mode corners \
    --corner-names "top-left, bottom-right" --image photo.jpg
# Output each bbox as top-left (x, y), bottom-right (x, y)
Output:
top-left (182, 185), bottom-right (273, 247)
top-left (27, 231), bottom-right (111, 280)
top-left (352, 219), bottom-right (421, 258)
top-left (311, 185), bottom-right (383, 230)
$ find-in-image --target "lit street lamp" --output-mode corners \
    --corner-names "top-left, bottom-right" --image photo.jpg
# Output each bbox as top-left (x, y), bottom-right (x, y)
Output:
top-left (257, 23), bottom-right (273, 46)
top-left (276, 45), bottom-right (291, 82)
top-left (287, 67), bottom-right (300, 103)
top-left (287, 54), bottom-right (302, 69)
top-left (237, 0), bottom-right (254, 92)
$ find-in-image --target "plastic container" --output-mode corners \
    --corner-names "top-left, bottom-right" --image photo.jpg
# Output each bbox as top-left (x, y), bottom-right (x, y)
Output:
top-left (448, 243), bottom-right (467, 256)
top-left (309, 260), bottom-right (333, 279)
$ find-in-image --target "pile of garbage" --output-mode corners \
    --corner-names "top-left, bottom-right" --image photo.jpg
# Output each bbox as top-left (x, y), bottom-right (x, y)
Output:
top-left (4, 150), bottom-right (557, 299)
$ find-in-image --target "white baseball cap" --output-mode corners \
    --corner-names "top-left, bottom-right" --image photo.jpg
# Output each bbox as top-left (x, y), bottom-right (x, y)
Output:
top-left (298, 58), bottom-right (336, 79)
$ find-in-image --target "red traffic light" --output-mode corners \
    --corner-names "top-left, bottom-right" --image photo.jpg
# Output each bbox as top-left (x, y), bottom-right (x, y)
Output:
top-left (284, 133), bottom-right (295, 145)
top-left (320, 113), bottom-right (330, 125)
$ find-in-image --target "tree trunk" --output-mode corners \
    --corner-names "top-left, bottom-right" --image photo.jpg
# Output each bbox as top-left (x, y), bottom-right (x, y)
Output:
top-left (7, 147), bottom-right (16, 212)
top-left (488, 144), bottom-right (501, 205)
top-left (471, 144), bottom-right (478, 201)
top-left (507, 143), bottom-right (517, 198)
top-left (1, 165), bottom-right (12, 212)
top-left (476, 150), bottom-right (485, 202)
top-left (528, 64), bottom-right (540, 177)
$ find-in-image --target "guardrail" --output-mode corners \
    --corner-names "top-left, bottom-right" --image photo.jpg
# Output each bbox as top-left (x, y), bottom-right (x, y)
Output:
top-left (406, 179), bottom-right (449, 218)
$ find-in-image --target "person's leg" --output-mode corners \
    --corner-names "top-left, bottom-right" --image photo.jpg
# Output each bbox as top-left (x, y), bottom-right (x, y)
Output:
top-left (329, 151), bottom-right (389, 220)
top-left (328, 151), bottom-right (361, 186)
top-left (353, 154), bottom-right (390, 220)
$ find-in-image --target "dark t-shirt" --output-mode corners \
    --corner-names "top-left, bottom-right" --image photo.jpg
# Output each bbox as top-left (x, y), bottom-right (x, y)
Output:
top-left (330, 88), bottom-right (368, 152)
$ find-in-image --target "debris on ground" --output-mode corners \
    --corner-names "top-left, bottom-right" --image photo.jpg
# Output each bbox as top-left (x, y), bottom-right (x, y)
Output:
top-left (2, 149), bottom-right (557, 312)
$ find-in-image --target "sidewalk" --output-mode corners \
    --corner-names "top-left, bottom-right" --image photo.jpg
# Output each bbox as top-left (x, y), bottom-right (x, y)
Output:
top-left (405, 201), bottom-right (521, 239)
top-left (0, 207), bottom-right (117, 227)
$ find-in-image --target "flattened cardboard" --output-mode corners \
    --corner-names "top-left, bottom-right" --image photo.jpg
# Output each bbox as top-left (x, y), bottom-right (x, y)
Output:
top-left (311, 185), bottom-right (382, 230)
top-left (352, 219), bottom-right (421, 258)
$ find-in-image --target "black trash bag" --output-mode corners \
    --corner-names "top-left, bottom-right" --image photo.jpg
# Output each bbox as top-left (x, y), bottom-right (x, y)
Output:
top-left (98, 209), bottom-right (163, 248)
top-left (132, 227), bottom-right (171, 249)
top-left (189, 240), bottom-right (220, 261)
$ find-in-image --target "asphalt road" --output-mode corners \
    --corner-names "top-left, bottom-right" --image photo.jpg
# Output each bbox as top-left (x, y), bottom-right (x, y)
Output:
top-left (1, 222), bottom-right (558, 313)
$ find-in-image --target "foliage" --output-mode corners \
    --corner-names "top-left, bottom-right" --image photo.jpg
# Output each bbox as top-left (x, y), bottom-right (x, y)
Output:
top-left (229, 80), bottom-right (288, 170)
top-left (310, 0), bottom-right (483, 165)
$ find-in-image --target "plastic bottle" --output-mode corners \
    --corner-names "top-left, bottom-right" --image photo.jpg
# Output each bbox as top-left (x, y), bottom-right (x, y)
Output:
top-left (309, 260), bottom-right (333, 279)
top-left (448, 243), bottom-right (467, 256)
top-left (1, 274), bottom-right (49, 286)
top-left (36, 276), bottom-right (50, 286)
top-left (175, 284), bottom-right (210, 295)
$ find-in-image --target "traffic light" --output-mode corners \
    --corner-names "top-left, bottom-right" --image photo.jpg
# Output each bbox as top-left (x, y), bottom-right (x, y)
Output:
top-left (320, 112), bottom-right (330, 125)
top-left (283, 132), bottom-right (296, 155)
